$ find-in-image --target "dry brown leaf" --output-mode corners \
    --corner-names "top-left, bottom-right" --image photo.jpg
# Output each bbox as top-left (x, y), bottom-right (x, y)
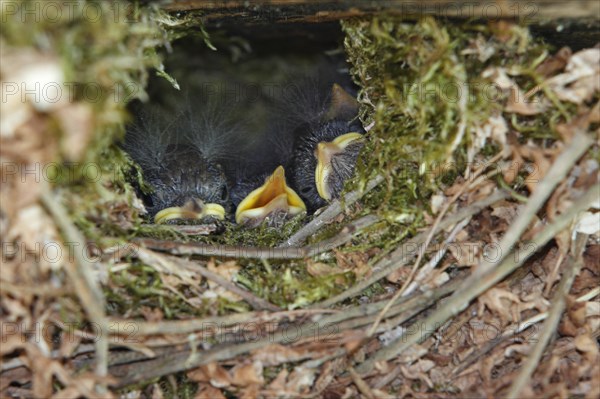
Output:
top-left (313, 360), bottom-right (338, 394)
top-left (482, 67), bottom-right (545, 115)
top-left (535, 46), bottom-right (572, 77)
top-left (230, 360), bottom-right (264, 387)
top-left (467, 181), bottom-right (496, 203)
top-left (187, 362), bottom-right (231, 388)
top-left (266, 369), bottom-right (288, 392)
top-left (490, 201), bottom-right (518, 223)
top-left (55, 103), bottom-right (95, 162)
top-left (461, 34), bottom-right (496, 62)
top-left (477, 287), bottom-right (520, 325)
top-left (306, 260), bottom-right (344, 277)
top-left (334, 250), bottom-right (371, 280)
top-left (139, 306), bottom-right (164, 322)
top-left (204, 260), bottom-right (241, 302)
top-left (194, 383), bottom-right (227, 399)
top-left (284, 366), bottom-right (316, 395)
top-left (5, 204), bottom-right (62, 274)
top-left (238, 384), bottom-right (259, 399)
top-left (505, 85), bottom-right (546, 115)
top-left (252, 344), bottom-right (313, 366)
top-left (470, 114), bottom-right (510, 164)
top-left (150, 383), bottom-right (164, 399)
top-left (546, 48), bottom-right (600, 104)
top-left (448, 242), bottom-right (482, 267)
top-left (518, 144), bottom-right (554, 193)
top-left (430, 194), bottom-right (445, 215)
top-left (574, 334), bottom-right (598, 355)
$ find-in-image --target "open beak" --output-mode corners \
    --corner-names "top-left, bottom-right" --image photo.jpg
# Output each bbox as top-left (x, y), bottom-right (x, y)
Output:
top-left (154, 199), bottom-right (225, 224)
top-left (235, 165), bottom-right (306, 225)
top-left (315, 132), bottom-right (364, 201)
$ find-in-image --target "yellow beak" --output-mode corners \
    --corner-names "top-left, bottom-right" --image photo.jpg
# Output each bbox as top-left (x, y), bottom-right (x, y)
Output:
top-left (235, 166), bottom-right (306, 225)
top-left (315, 132), bottom-right (364, 200)
top-left (154, 200), bottom-right (225, 224)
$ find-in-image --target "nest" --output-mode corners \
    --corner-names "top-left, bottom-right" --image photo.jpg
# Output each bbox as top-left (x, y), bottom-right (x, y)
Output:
top-left (1, 1), bottom-right (599, 398)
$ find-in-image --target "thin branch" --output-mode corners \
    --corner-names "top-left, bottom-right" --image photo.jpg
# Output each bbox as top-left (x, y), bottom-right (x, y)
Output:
top-left (366, 217), bottom-right (470, 336)
top-left (140, 223), bottom-right (219, 235)
top-left (281, 174), bottom-right (385, 247)
top-left (356, 183), bottom-right (599, 374)
top-left (311, 189), bottom-right (509, 308)
top-left (136, 214), bottom-right (378, 259)
top-left (41, 190), bottom-right (109, 392)
top-left (133, 246), bottom-right (281, 311)
top-left (475, 130), bottom-right (592, 277)
top-left (576, 287), bottom-right (600, 302)
top-left (108, 308), bottom-right (337, 337)
top-left (349, 367), bottom-right (376, 399)
top-left (506, 232), bottom-right (588, 399)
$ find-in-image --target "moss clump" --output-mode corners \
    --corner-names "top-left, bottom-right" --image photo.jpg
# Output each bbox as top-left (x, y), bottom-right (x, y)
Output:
top-left (342, 16), bottom-right (551, 222)
top-left (236, 259), bottom-right (354, 309)
top-left (1, 0), bottom-right (178, 243)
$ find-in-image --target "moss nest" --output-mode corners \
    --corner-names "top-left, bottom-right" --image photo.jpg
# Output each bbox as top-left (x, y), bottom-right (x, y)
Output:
top-left (2, 1), bottom-right (598, 397)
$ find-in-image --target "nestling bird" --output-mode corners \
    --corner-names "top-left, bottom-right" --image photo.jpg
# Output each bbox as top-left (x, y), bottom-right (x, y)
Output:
top-left (231, 65), bottom-right (365, 222)
top-left (229, 115), bottom-right (307, 227)
top-left (124, 59), bottom-right (364, 226)
top-left (286, 75), bottom-right (366, 213)
top-left (123, 101), bottom-right (239, 224)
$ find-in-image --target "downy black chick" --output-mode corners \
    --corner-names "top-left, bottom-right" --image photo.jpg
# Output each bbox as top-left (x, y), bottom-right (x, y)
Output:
top-left (230, 62), bottom-right (364, 223)
top-left (123, 101), bottom-right (239, 224)
top-left (285, 69), bottom-right (366, 213)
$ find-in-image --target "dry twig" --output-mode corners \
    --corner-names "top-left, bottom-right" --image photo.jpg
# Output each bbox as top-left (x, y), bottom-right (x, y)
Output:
top-left (356, 182), bottom-right (599, 373)
top-left (41, 190), bottom-right (109, 392)
top-left (312, 189), bottom-right (509, 308)
top-left (136, 214), bottom-right (378, 259)
top-left (133, 246), bottom-right (281, 311)
top-left (281, 175), bottom-right (385, 247)
top-left (506, 232), bottom-right (589, 398)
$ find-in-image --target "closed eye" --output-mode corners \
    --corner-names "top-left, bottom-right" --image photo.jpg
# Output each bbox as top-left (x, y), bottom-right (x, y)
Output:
top-left (220, 186), bottom-right (229, 201)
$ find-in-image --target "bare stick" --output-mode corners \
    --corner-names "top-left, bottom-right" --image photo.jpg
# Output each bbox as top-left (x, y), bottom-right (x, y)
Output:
top-left (140, 223), bottom-right (218, 235)
top-left (281, 174), bottom-right (385, 247)
top-left (349, 367), bottom-right (376, 399)
top-left (356, 183), bottom-right (599, 374)
top-left (311, 190), bottom-right (509, 308)
top-left (133, 246), bottom-right (281, 311)
top-left (506, 233), bottom-right (588, 399)
top-left (108, 308), bottom-right (337, 337)
top-left (41, 190), bottom-right (109, 392)
top-left (136, 214), bottom-right (378, 259)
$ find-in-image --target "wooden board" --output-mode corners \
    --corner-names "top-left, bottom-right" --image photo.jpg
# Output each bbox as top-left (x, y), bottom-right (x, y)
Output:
top-left (163, 0), bottom-right (600, 23)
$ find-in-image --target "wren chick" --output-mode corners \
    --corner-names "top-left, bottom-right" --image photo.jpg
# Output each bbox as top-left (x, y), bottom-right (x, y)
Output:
top-left (123, 102), bottom-right (238, 224)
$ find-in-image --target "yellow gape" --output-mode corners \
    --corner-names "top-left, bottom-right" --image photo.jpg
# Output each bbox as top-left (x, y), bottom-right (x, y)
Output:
top-left (315, 132), bottom-right (364, 200)
top-left (236, 166), bottom-right (306, 224)
top-left (154, 200), bottom-right (225, 224)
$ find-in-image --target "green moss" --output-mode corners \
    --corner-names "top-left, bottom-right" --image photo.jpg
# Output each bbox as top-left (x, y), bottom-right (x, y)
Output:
top-left (236, 259), bottom-right (353, 309)
top-left (340, 15), bottom-right (563, 242)
top-left (9, 0), bottom-right (585, 347)
top-left (218, 215), bottom-right (307, 247)
top-left (106, 259), bottom-right (250, 319)
top-left (118, 374), bottom-right (198, 399)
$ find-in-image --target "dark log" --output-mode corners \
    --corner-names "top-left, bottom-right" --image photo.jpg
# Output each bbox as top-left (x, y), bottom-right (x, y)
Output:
top-left (162, 0), bottom-right (600, 50)
top-left (163, 1), bottom-right (599, 24)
